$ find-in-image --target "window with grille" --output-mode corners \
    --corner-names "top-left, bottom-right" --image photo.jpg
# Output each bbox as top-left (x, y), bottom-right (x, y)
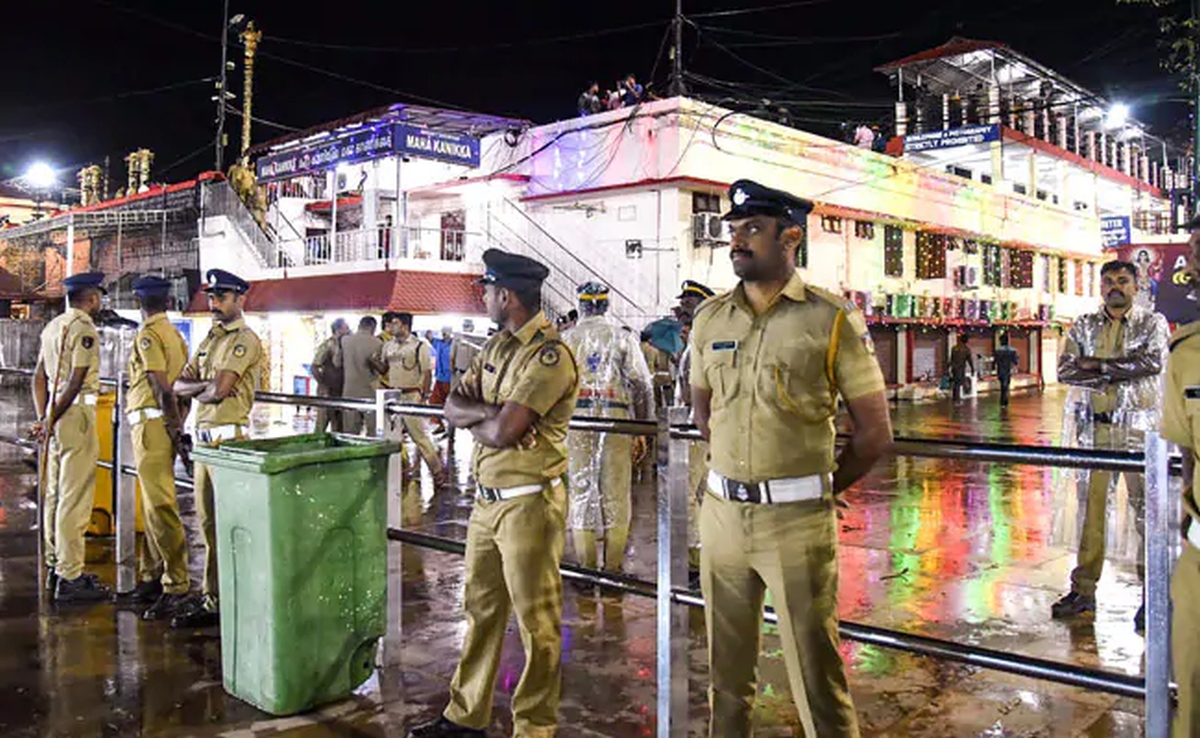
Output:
top-left (915, 231), bottom-right (947, 279)
top-left (821, 215), bottom-right (843, 234)
top-left (1010, 250), bottom-right (1034, 289)
top-left (884, 225), bottom-right (904, 277)
top-left (982, 244), bottom-right (1003, 286)
top-left (854, 221), bottom-right (875, 240)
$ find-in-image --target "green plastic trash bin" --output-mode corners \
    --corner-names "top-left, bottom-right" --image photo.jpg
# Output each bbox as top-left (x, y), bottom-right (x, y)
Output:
top-left (191, 432), bottom-right (400, 715)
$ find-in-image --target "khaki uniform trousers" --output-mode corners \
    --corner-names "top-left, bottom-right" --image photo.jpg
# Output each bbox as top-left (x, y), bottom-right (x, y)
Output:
top-left (444, 481), bottom-right (566, 737)
top-left (314, 384), bottom-right (343, 434)
top-left (1173, 541), bottom-right (1200, 737)
top-left (193, 430), bottom-right (246, 607)
top-left (700, 493), bottom-right (859, 738)
top-left (1071, 424), bottom-right (1146, 597)
top-left (43, 404), bottom-right (99, 580)
top-left (687, 439), bottom-right (709, 569)
top-left (131, 417), bottom-right (190, 594)
top-left (386, 390), bottom-right (442, 473)
top-left (567, 424), bottom-right (633, 572)
top-left (341, 406), bottom-right (377, 437)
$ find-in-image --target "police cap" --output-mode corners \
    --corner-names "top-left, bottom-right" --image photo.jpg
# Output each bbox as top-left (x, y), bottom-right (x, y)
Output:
top-left (203, 268), bottom-right (251, 294)
top-left (132, 274), bottom-right (172, 297)
top-left (722, 179), bottom-right (814, 227)
top-left (477, 249), bottom-right (550, 291)
top-left (63, 271), bottom-right (107, 295)
top-left (676, 280), bottom-right (715, 301)
top-left (577, 281), bottom-right (610, 302)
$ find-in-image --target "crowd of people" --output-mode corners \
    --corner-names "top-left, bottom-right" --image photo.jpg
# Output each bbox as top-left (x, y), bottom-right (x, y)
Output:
top-left (576, 73), bottom-right (646, 116)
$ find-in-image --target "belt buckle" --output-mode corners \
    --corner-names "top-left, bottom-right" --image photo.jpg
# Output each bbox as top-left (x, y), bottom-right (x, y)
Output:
top-left (724, 478), bottom-right (761, 504)
top-left (477, 486), bottom-right (500, 503)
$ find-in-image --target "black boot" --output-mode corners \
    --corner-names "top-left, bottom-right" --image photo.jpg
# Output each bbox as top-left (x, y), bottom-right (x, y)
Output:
top-left (116, 579), bottom-right (164, 606)
top-left (169, 594), bottom-right (220, 629)
top-left (407, 716), bottom-right (485, 737)
top-left (1050, 591), bottom-right (1096, 619)
top-left (144, 592), bottom-right (190, 621)
top-left (55, 573), bottom-right (112, 603)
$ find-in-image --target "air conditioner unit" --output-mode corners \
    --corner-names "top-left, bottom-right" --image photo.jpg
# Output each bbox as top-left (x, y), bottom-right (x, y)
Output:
top-left (955, 265), bottom-right (981, 289)
top-left (692, 212), bottom-right (726, 245)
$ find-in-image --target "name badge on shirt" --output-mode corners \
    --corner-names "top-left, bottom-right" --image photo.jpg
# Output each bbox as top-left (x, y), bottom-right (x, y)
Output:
top-left (712, 340), bottom-right (738, 352)
top-left (484, 363), bottom-right (496, 373)
top-left (1186, 387), bottom-right (1200, 400)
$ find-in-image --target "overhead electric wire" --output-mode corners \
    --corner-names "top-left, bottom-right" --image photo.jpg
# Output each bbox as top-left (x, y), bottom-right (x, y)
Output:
top-left (264, 19), bottom-right (668, 53)
top-left (223, 105), bottom-right (302, 132)
top-left (688, 0), bottom-right (838, 20)
top-left (11, 76), bottom-right (216, 113)
top-left (156, 141), bottom-right (214, 179)
top-left (695, 29), bottom-right (852, 99)
top-left (697, 25), bottom-right (903, 48)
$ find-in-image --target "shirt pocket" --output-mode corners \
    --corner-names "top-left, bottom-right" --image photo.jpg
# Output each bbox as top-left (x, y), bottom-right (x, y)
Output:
top-left (705, 350), bottom-right (740, 407)
top-left (766, 353), bottom-right (834, 423)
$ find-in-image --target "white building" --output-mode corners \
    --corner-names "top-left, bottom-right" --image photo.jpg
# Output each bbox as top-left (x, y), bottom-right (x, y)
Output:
top-left (195, 40), bottom-right (1181, 400)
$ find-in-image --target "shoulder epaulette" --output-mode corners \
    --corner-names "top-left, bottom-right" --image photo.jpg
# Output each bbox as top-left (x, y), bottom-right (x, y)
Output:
top-left (1170, 321), bottom-right (1200, 352)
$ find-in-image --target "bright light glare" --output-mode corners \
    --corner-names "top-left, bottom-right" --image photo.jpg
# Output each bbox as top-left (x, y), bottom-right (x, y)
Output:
top-left (24, 162), bottom-right (56, 189)
top-left (1106, 103), bottom-right (1130, 129)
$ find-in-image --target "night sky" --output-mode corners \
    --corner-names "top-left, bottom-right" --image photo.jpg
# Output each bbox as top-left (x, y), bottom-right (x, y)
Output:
top-left (2, 0), bottom-right (1186, 189)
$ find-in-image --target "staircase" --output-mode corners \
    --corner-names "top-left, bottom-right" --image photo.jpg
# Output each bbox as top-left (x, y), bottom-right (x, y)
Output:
top-left (201, 180), bottom-right (275, 268)
top-left (485, 198), bottom-right (653, 324)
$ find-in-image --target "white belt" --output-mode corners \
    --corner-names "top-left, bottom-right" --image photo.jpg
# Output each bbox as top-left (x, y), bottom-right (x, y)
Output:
top-left (1188, 521), bottom-right (1200, 550)
top-left (126, 407), bottom-right (164, 425)
top-left (707, 470), bottom-right (827, 504)
top-left (74, 394), bottom-right (98, 407)
top-left (477, 477), bottom-right (561, 503)
top-left (197, 424), bottom-right (248, 445)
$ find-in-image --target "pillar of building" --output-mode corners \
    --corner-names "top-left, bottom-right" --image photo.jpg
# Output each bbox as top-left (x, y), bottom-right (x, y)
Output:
top-left (1056, 116), bottom-right (1068, 150)
top-left (1041, 107), bottom-right (1051, 143)
top-left (943, 93), bottom-right (951, 130)
top-left (1024, 109), bottom-right (1037, 137)
top-left (897, 327), bottom-right (910, 384)
top-left (988, 85), bottom-right (1001, 124)
top-left (1086, 131), bottom-right (1097, 162)
top-left (895, 101), bottom-right (908, 137)
top-left (1027, 151), bottom-right (1039, 197)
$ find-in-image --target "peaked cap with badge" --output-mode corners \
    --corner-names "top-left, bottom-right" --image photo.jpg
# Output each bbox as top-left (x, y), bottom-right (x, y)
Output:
top-left (203, 269), bottom-right (251, 294)
top-left (63, 271), bottom-right (107, 295)
top-left (677, 280), bottom-right (715, 301)
top-left (723, 179), bottom-right (814, 226)
top-left (477, 249), bottom-right (550, 291)
top-left (132, 274), bottom-right (172, 297)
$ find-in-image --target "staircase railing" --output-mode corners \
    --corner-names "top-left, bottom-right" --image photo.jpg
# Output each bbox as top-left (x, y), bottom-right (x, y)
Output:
top-left (202, 181), bottom-right (274, 267)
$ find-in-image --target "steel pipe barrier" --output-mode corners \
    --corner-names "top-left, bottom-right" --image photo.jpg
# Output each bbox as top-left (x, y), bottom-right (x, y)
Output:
top-left (0, 367), bottom-right (1178, 735)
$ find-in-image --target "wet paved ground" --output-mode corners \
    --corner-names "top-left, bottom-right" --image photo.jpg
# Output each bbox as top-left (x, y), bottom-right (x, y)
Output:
top-left (0, 382), bottom-right (1153, 736)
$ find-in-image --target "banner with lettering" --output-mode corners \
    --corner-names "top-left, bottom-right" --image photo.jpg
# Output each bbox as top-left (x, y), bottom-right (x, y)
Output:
top-left (256, 123), bottom-right (481, 181)
top-left (1117, 242), bottom-right (1195, 324)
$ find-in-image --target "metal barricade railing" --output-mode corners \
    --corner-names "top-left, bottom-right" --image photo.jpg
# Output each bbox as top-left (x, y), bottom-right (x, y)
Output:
top-left (0, 366), bottom-right (1176, 736)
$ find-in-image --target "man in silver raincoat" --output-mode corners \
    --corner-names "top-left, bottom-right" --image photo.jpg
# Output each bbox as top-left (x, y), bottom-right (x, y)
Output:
top-left (1050, 259), bottom-right (1169, 631)
top-left (562, 282), bottom-right (654, 574)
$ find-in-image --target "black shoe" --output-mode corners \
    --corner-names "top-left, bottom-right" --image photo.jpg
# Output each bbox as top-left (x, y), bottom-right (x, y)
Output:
top-left (143, 592), bottom-right (189, 621)
top-left (1050, 591), bottom-right (1096, 619)
top-left (408, 716), bottom-right (485, 737)
top-left (169, 595), bottom-right (220, 629)
top-left (1134, 604), bottom-right (1146, 633)
top-left (117, 579), bottom-right (164, 605)
top-left (55, 573), bottom-right (112, 603)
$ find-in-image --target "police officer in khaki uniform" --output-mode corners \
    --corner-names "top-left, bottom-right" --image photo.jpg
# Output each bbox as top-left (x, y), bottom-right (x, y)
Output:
top-left (172, 269), bottom-right (263, 628)
top-left (31, 271), bottom-right (111, 602)
top-left (312, 318), bottom-right (350, 433)
top-left (562, 281), bottom-right (653, 574)
top-left (409, 249), bottom-right (579, 738)
top-left (1163, 215), bottom-right (1200, 738)
top-left (124, 275), bottom-right (192, 620)
top-left (373, 311), bottom-right (445, 479)
top-left (690, 180), bottom-right (893, 738)
top-left (674, 280), bottom-right (716, 582)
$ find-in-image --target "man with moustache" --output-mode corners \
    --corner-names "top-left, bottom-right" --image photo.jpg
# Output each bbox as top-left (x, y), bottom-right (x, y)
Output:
top-left (171, 269), bottom-right (263, 629)
top-left (1051, 260), bottom-right (1169, 631)
top-left (689, 180), bottom-right (892, 737)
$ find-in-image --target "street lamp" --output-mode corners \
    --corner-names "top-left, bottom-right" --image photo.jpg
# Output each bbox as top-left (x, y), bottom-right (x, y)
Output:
top-left (24, 162), bottom-right (57, 219)
top-left (214, 4), bottom-right (247, 172)
top-left (1106, 103), bottom-right (1130, 129)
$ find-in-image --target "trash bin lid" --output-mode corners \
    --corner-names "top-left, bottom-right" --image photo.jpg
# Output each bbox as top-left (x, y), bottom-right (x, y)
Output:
top-left (191, 433), bottom-right (400, 474)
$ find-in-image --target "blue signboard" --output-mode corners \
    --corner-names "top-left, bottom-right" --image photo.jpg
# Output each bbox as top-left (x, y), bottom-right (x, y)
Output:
top-left (1101, 216), bottom-right (1132, 249)
top-left (170, 319), bottom-right (193, 355)
top-left (904, 123), bottom-right (1001, 153)
top-left (395, 124), bottom-right (481, 167)
top-left (257, 125), bottom-right (396, 181)
top-left (256, 123), bottom-right (480, 181)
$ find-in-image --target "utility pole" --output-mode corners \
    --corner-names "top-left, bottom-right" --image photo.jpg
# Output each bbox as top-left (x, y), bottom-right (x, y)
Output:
top-left (215, 0), bottom-right (232, 172)
top-left (1193, 0), bottom-right (1200, 214)
top-left (240, 21), bottom-right (262, 161)
top-left (669, 0), bottom-right (685, 97)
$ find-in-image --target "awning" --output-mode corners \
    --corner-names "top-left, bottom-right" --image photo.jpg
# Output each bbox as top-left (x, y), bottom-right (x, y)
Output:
top-left (186, 269), bottom-right (484, 315)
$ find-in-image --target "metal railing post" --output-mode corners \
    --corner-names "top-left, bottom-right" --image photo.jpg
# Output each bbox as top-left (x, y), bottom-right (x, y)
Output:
top-left (114, 373), bottom-right (136, 594)
top-left (381, 390), bottom-right (406, 668)
top-left (1145, 429), bottom-right (1175, 738)
top-left (658, 409), bottom-right (690, 737)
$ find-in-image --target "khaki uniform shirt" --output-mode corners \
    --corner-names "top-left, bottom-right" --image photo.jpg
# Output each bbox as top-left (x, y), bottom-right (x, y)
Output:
top-left (379, 334), bottom-right (430, 391)
top-left (1161, 321), bottom-right (1200, 530)
top-left (451, 336), bottom-right (481, 373)
top-left (690, 272), bottom-right (885, 483)
top-left (127, 313), bottom-right (188, 412)
top-left (459, 312), bottom-right (580, 488)
top-left (186, 317), bottom-right (263, 429)
top-left (643, 341), bottom-right (673, 387)
top-left (341, 330), bottom-right (384, 399)
top-left (39, 308), bottom-right (100, 397)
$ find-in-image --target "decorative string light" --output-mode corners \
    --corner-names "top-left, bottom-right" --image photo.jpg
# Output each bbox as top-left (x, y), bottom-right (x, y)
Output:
top-left (884, 225), bottom-right (904, 277)
top-left (915, 231), bottom-right (947, 279)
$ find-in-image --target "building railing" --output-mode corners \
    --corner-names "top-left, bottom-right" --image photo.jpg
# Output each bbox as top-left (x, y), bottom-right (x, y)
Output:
top-left (266, 227), bottom-right (489, 270)
top-left (0, 366), bottom-right (1176, 737)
